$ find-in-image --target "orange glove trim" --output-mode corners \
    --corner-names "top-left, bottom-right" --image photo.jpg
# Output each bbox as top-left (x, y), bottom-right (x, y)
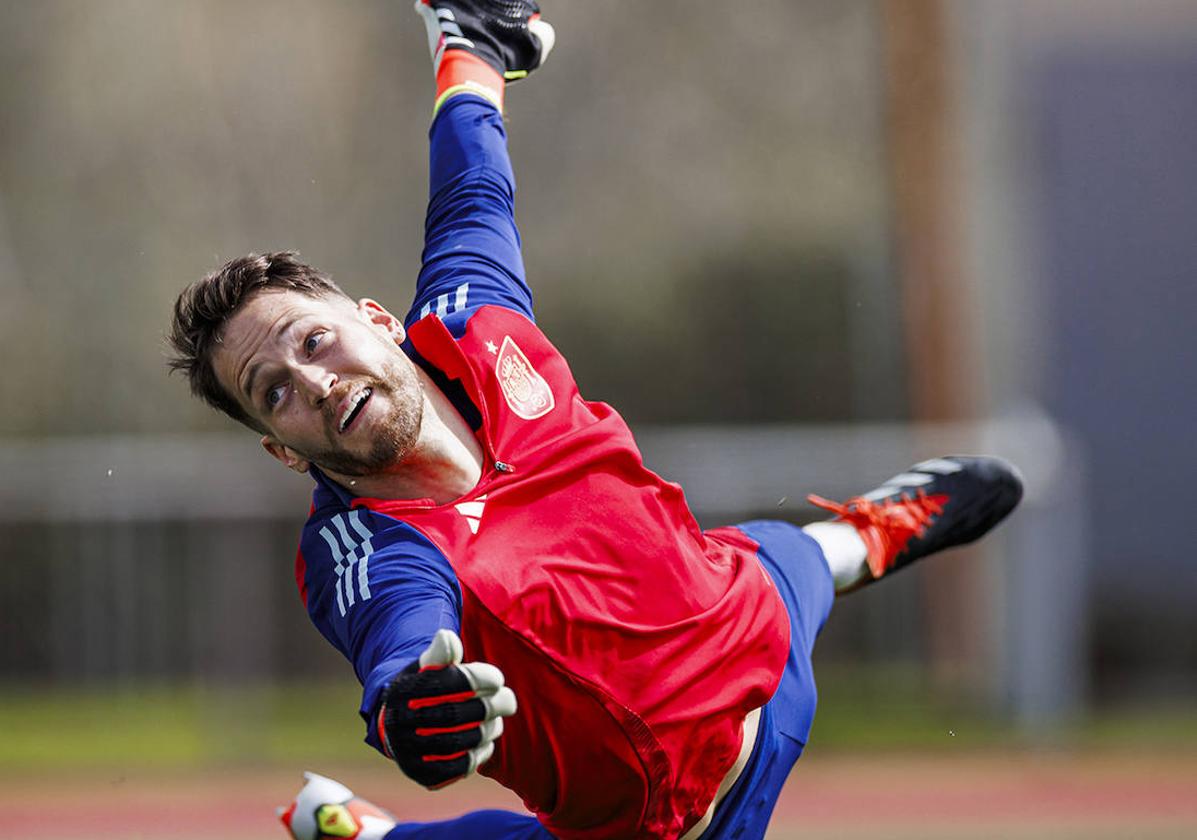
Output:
top-left (435, 51), bottom-right (505, 114)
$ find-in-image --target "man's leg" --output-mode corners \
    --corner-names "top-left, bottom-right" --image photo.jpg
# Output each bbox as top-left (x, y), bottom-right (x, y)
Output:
top-left (698, 521), bottom-right (833, 839)
top-left (698, 456), bottom-right (1022, 836)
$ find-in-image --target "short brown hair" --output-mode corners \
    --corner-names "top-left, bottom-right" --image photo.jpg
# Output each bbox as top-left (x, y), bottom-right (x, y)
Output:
top-left (167, 251), bottom-right (351, 432)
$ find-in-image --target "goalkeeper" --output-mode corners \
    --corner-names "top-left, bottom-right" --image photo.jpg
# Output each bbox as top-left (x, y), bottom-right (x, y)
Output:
top-left (167, 3), bottom-right (1022, 838)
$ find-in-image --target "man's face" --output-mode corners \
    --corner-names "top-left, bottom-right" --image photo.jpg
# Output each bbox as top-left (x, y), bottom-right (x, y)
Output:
top-left (213, 289), bottom-right (424, 478)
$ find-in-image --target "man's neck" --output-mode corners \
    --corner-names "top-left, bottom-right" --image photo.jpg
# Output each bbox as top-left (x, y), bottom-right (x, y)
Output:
top-left (325, 368), bottom-right (484, 504)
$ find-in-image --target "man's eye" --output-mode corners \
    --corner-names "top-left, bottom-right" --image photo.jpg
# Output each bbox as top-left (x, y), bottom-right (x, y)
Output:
top-left (305, 331), bottom-right (325, 355)
top-left (266, 384), bottom-right (286, 409)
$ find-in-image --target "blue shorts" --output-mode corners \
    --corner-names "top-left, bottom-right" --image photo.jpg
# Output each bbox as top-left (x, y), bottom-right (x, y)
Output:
top-left (383, 520), bottom-right (832, 840)
top-left (700, 520), bottom-right (835, 839)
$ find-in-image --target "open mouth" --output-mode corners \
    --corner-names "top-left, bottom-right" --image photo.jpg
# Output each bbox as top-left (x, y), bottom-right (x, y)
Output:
top-left (338, 387), bottom-right (372, 433)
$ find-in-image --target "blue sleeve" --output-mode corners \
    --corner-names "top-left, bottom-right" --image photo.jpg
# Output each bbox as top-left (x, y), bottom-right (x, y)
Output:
top-left (300, 509), bottom-right (461, 753)
top-left (407, 94), bottom-right (535, 327)
top-left (385, 810), bottom-right (553, 840)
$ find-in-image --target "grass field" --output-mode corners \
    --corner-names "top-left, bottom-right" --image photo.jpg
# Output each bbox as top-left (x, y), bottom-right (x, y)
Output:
top-left (6, 678), bottom-right (1196, 838)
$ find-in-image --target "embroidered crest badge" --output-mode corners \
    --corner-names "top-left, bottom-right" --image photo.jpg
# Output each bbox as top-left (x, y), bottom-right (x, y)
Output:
top-left (495, 336), bottom-right (554, 420)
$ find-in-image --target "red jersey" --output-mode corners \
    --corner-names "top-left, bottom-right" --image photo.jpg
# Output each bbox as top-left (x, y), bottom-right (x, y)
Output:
top-left (298, 305), bottom-right (790, 838)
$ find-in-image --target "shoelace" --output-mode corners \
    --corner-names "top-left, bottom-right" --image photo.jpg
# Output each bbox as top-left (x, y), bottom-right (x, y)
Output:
top-left (807, 490), bottom-right (946, 576)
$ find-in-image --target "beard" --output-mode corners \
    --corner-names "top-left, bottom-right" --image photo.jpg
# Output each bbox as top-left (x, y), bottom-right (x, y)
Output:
top-left (298, 352), bottom-right (425, 478)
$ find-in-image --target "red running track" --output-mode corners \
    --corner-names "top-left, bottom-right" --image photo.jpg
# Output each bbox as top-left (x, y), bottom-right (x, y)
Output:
top-left (11, 751), bottom-right (1197, 839)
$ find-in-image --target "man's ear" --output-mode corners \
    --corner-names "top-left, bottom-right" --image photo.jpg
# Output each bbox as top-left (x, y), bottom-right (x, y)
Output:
top-left (358, 298), bottom-right (406, 345)
top-left (261, 435), bottom-right (310, 474)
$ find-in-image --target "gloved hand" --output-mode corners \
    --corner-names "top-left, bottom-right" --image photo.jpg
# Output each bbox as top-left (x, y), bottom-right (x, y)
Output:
top-left (278, 772), bottom-right (396, 840)
top-left (414, 0), bottom-right (555, 81)
top-left (376, 628), bottom-right (517, 789)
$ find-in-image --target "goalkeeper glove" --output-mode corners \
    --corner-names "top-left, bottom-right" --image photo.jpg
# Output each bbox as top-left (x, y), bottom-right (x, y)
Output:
top-left (375, 628), bottom-right (517, 789)
top-left (278, 772), bottom-right (396, 840)
top-left (414, 0), bottom-right (555, 113)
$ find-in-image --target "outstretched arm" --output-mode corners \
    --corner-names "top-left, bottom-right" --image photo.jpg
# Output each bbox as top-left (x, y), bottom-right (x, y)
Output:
top-left (280, 771), bottom-right (553, 840)
top-left (411, 97), bottom-right (531, 325)
top-left (406, 1), bottom-right (555, 328)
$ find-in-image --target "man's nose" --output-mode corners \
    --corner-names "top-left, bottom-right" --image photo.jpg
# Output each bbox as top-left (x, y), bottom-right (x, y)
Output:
top-left (293, 364), bottom-right (336, 405)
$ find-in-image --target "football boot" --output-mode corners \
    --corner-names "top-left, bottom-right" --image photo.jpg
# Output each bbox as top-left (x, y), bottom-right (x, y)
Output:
top-left (807, 456), bottom-right (1023, 581)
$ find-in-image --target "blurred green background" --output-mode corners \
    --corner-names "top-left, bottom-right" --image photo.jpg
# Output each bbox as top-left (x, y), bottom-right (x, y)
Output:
top-left (2, 1), bottom-right (1196, 837)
